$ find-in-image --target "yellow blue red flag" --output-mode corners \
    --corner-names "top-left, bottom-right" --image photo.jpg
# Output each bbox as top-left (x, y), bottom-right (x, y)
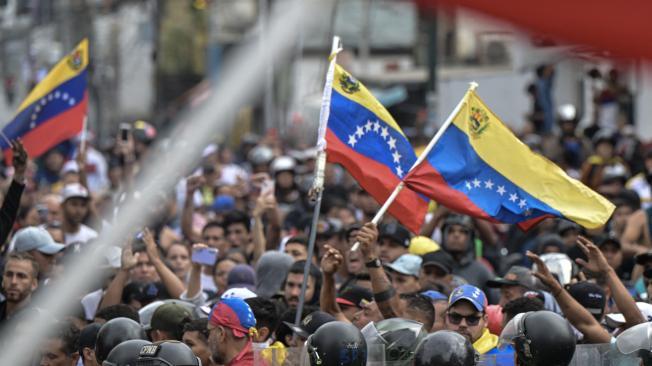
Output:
top-left (325, 65), bottom-right (429, 233)
top-left (403, 89), bottom-right (615, 230)
top-left (2, 39), bottom-right (88, 158)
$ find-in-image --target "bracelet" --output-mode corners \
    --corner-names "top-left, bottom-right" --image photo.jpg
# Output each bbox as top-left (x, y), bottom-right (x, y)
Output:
top-left (373, 287), bottom-right (396, 302)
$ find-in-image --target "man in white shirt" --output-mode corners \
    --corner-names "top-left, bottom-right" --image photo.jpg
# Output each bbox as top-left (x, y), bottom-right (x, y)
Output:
top-left (60, 183), bottom-right (98, 246)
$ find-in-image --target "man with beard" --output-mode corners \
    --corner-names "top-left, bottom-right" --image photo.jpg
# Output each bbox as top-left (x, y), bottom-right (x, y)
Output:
top-left (60, 183), bottom-right (98, 245)
top-left (445, 285), bottom-right (504, 357)
top-left (208, 298), bottom-right (257, 366)
top-left (0, 252), bottom-right (39, 322)
top-left (440, 215), bottom-right (493, 294)
top-left (283, 260), bottom-right (322, 308)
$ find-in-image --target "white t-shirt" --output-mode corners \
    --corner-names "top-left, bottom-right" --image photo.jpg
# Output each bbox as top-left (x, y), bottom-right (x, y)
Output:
top-left (200, 272), bottom-right (217, 293)
top-left (81, 288), bottom-right (103, 321)
top-left (64, 225), bottom-right (99, 246)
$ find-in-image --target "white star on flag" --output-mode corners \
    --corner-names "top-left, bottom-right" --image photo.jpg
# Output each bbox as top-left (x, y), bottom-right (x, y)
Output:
top-left (465, 181), bottom-right (472, 190)
top-left (473, 178), bottom-right (481, 188)
top-left (392, 151), bottom-right (402, 163)
top-left (484, 180), bottom-right (494, 189)
top-left (524, 209), bottom-right (532, 216)
top-left (388, 137), bottom-right (397, 150)
top-left (380, 127), bottom-right (389, 140)
top-left (497, 186), bottom-right (506, 195)
top-left (518, 199), bottom-right (527, 208)
top-left (365, 120), bottom-right (373, 132)
top-left (355, 126), bottom-right (364, 138)
top-left (348, 135), bottom-right (357, 147)
top-left (396, 166), bottom-right (404, 177)
top-left (373, 121), bottom-right (381, 132)
top-left (509, 193), bottom-right (518, 202)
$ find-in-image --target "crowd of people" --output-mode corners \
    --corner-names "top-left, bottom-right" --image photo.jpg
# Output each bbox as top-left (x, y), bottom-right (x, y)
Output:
top-left (0, 81), bottom-right (651, 366)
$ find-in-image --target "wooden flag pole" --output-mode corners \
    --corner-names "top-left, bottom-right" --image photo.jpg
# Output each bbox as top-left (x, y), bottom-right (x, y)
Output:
top-left (293, 36), bottom-right (342, 335)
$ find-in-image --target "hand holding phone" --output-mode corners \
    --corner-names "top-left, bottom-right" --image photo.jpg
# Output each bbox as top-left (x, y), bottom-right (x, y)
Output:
top-left (192, 246), bottom-right (219, 266)
top-left (119, 123), bottom-right (131, 142)
top-left (261, 179), bottom-right (275, 196)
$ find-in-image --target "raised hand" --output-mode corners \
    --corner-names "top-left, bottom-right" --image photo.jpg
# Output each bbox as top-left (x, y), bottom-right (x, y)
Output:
top-left (186, 175), bottom-right (205, 195)
top-left (121, 242), bottom-right (139, 270)
top-left (575, 235), bottom-right (612, 274)
top-left (11, 140), bottom-right (28, 182)
top-left (356, 222), bottom-right (379, 261)
top-left (253, 189), bottom-right (277, 217)
top-left (526, 250), bottom-right (562, 295)
top-left (142, 227), bottom-right (160, 261)
top-left (321, 244), bottom-right (343, 276)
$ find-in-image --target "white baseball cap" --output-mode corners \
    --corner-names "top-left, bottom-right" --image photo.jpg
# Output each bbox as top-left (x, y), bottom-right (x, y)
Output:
top-left (61, 183), bottom-right (89, 201)
top-left (220, 287), bottom-right (257, 300)
top-left (606, 302), bottom-right (652, 328)
top-left (12, 226), bottom-right (64, 255)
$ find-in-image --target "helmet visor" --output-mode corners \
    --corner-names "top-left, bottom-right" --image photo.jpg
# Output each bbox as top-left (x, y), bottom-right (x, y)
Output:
top-left (616, 322), bottom-right (652, 354)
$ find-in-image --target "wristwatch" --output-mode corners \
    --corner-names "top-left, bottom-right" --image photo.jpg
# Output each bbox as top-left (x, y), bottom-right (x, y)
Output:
top-left (365, 258), bottom-right (381, 268)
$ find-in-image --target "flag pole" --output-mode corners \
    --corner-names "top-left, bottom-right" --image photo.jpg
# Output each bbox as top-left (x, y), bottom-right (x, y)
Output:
top-left (79, 116), bottom-right (88, 155)
top-left (294, 36), bottom-right (341, 332)
top-left (351, 81), bottom-right (478, 251)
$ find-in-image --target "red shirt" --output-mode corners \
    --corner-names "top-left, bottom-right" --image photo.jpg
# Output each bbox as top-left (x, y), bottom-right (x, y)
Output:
top-left (226, 341), bottom-right (255, 366)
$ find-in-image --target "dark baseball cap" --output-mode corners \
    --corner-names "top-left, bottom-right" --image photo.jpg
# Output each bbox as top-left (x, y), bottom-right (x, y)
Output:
top-left (421, 250), bottom-right (455, 275)
top-left (636, 251), bottom-right (652, 265)
top-left (336, 285), bottom-right (373, 309)
top-left (486, 266), bottom-right (537, 290)
top-left (566, 282), bottom-right (606, 317)
top-left (283, 311), bottom-right (335, 339)
top-left (378, 222), bottom-right (411, 247)
top-left (150, 303), bottom-right (192, 333)
top-left (227, 264), bottom-right (256, 291)
top-left (596, 236), bottom-right (621, 250)
top-left (558, 220), bottom-right (581, 236)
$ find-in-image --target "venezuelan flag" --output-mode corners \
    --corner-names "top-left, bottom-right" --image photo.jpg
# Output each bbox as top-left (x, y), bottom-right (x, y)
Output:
top-left (403, 89), bottom-right (614, 230)
top-left (2, 39), bottom-right (88, 159)
top-left (325, 65), bottom-right (429, 233)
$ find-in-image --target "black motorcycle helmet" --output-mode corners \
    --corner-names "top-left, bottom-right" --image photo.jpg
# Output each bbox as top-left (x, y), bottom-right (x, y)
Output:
top-left (414, 330), bottom-right (477, 366)
top-left (135, 341), bottom-right (201, 366)
top-left (512, 311), bottom-right (576, 366)
top-left (306, 321), bottom-right (367, 366)
top-left (95, 317), bottom-right (147, 363)
top-left (361, 318), bottom-right (426, 365)
top-left (103, 339), bottom-right (151, 366)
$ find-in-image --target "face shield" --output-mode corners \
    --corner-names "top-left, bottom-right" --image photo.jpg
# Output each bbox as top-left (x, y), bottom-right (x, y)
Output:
top-left (361, 319), bottom-right (424, 365)
top-left (616, 322), bottom-right (652, 355)
top-left (499, 312), bottom-right (529, 348)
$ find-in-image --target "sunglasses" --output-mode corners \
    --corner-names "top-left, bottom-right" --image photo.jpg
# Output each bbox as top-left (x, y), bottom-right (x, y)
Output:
top-left (447, 312), bottom-right (482, 326)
